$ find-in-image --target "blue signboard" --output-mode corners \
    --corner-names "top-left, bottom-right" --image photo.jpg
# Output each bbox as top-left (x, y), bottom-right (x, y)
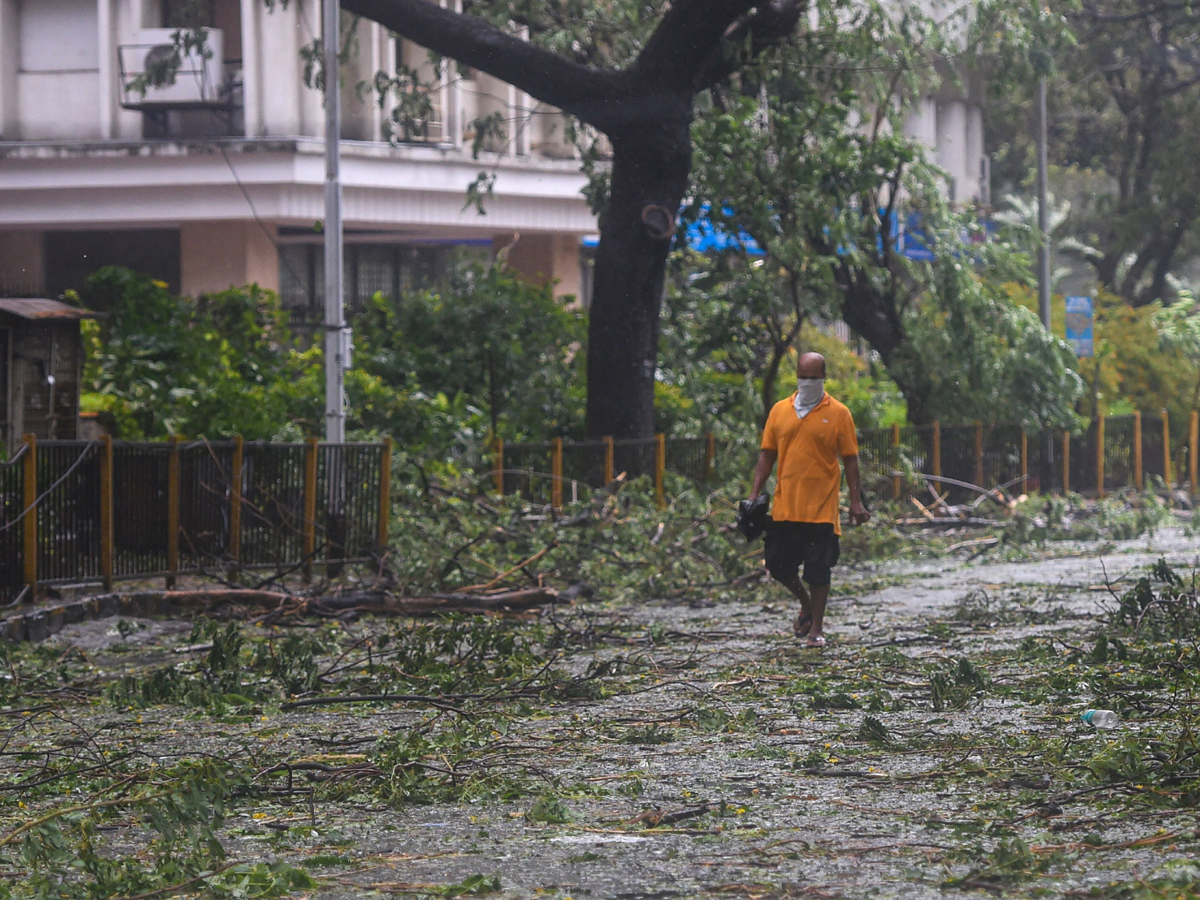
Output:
top-left (1065, 295), bottom-right (1094, 357)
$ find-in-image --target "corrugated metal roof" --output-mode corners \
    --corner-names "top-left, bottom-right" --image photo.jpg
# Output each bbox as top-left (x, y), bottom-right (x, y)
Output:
top-left (0, 298), bottom-right (97, 320)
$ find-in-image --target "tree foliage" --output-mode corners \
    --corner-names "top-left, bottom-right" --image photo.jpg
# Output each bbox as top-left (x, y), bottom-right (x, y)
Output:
top-left (80, 264), bottom-right (586, 455)
top-left (685, 0), bottom-right (1083, 427)
top-left (81, 268), bottom-right (321, 440)
top-left (988, 0), bottom-right (1200, 305)
top-left (349, 261), bottom-right (586, 447)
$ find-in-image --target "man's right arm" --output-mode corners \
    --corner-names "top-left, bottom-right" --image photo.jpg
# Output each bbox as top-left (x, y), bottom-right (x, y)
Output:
top-left (750, 449), bottom-right (777, 500)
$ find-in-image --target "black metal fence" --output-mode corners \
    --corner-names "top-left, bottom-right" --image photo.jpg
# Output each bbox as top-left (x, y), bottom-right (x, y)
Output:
top-left (1, 438), bottom-right (389, 605)
top-left (857, 412), bottom-right (1191, 506)
top-left (493, 435), bottom-right (714, 505)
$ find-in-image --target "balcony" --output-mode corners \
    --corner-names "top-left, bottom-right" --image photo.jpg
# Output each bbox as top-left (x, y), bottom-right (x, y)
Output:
top-left (118, 29), bottom-right (242, 138)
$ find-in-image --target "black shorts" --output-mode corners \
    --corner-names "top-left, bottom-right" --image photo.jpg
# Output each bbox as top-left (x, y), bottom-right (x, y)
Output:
top-left (764, 522), bottom-right (840, 587)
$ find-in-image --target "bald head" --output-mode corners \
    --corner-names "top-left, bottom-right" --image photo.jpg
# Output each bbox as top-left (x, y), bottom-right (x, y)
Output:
top-left (797, 352), bottom-right (826, 379)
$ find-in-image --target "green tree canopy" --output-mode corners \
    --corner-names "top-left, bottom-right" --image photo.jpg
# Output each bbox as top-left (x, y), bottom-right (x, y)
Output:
top-left (686, 0), bottom-right (1083, 427)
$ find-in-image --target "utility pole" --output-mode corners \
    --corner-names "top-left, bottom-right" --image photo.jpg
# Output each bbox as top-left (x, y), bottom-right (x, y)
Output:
top-left (1036, 74), bottom-right (1054, 491)
top-left (323, 0), bottom-right (346, 443)
top-left (1036, 76), bottom-right (1051, 332)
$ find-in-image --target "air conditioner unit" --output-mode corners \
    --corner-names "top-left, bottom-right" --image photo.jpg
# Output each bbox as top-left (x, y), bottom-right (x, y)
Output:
top-left (120, 28), bottom-right (224, 107)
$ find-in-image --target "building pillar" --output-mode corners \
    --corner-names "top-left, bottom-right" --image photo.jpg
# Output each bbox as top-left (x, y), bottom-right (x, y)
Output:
top-left (180, 221), bottom-right (279, 297)
top-left (0, 0), bottom-right (19, 139)
top-left (240, 0), bottom-right (262, 136)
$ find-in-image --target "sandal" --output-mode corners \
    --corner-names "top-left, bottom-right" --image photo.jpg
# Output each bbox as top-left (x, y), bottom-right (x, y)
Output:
top-left (805, 634), bottom-right (827, 648)
top-left (792, 613), bottom-right (812, 638)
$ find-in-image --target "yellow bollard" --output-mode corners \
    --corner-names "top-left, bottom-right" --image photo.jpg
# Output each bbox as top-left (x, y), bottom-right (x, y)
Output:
top-left (167, 435), bottom-right (180, 589)
top-left (551, 437), bottom-right (563, 509)
top-left (22, 434), bottom-right (37, 596)
top-left (100, 435), bottom-right (114, 590)
top-left (1133, 411), bottom-right (1143, 492)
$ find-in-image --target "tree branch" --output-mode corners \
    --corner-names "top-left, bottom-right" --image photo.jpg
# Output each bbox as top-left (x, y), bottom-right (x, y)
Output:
top-left (631, 0), bottom-right (756, 89)
top-left (340, 0), bottom-right (632, 127)
top-left (693, 0), bottom-right (807, 89)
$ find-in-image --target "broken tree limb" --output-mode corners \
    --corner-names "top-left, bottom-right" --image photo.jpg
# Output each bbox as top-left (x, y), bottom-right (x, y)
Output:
top-left (279, 694), bottom-right (467, 715)
top-left (453, 545), bottom-right (556, 594)
top-left (910, 497), bottom-right (936, 520)
top-left (917, 474), bottom-right (1015, 507)
top-left (945, 538), bottom-right (1001, 554)
top-left (895, 517), bottom-right (1004, 528)
top-left (1, 586), bottom-right (569, 645)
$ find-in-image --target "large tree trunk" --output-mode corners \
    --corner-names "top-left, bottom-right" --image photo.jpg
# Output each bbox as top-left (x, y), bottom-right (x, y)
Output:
top-left (838, 272), bottom-right (943, 424)
top-left (336, 0), bottom-right (805, 440)
top-left (586, 118), bottom-right (692, 438)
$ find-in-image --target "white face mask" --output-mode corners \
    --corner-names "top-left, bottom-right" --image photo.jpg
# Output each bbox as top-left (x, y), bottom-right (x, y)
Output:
top-left (793, 378), bottom-right (825, 418)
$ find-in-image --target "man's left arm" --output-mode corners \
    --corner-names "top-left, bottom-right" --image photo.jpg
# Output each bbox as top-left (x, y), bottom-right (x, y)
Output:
top-left (842, 455), bottom-right (870, 525)
top-left (836, 410), bottom-right (869, 525)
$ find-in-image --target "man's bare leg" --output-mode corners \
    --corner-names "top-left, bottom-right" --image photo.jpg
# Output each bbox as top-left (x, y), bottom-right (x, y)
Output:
top-left (808, 584), bottom-right (830, 639)
top-left (778, 574), bottom-right (811, 635)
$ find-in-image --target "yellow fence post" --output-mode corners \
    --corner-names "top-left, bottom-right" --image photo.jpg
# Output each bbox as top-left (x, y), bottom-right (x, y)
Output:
top-left (655, 433), bottom-right (666, 509)
top-left (100, 434), bottom-right (113, 591)
top-left (1133, 411), bottom-right (1143, 491)
top-left (166, 435), bottom-right (180, 589)
top-left (1062, 431), bottom-right (1071, 495)
top-left (302, 437), bottom-right (318, 582)
top-left (891, 423), bottom-right (901, 500)
top-left (1095, 415), bottom-right (1106, 499)
top-left (22, 434), bottom-right (36, 597)
top-left (551, 437), bottom-right (563, 509)
top-left (1191, 410), bottom-right (1199, 497)
top-left (378, 436), bottom-right (392, 549)
top-left (1162, 408), bottom-right (1172, 487)
top-left (230, 435), bottom-right (243, 575)
top-left (974, 421), bottom-right (984, 488)
top-left (932, 421), bottom-right (941, 480)
top-left (492, 438), bottom-right (504, 496)
top-left (705, 432), bottom-right (715, 482)
top-left (604, 436), bottom-right (614, 484)
top-left (1020, 430), bottom-right (1028, 493)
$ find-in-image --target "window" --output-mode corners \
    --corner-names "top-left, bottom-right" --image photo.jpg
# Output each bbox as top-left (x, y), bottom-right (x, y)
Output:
top-left (44, 230), bottom-right (181, 301)
top-left (278, 243), bottom-right (454, 319)
top-left (160, 0), bottom-right (215, 28)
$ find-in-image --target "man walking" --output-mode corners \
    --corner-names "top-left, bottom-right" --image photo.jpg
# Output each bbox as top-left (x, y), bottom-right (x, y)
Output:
top-left (748, 352), bottom-right (870, 647)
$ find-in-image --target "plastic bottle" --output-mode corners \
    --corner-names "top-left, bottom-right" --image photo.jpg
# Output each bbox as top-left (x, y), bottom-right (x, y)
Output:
top-left (1080, 709), bottom-right (1117, 729)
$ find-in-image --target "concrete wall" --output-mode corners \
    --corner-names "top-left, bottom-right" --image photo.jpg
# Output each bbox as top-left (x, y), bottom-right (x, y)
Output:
top-left (904, 91), bottom-right (986, 206)
top-left (257, 0), bottom-right (305, 136)
top-left (936, 100), bottom-right (967, 205)
top-left (0, 0), bottom-right (18, 139)
top-left (180, 220), bottom-right (279, 297)
top-left (0, 229), bottom-right (43, 294)
top-left (15, 0), bottom-right (102, 140)
top-left (496, 232), bottom-right (583, 298)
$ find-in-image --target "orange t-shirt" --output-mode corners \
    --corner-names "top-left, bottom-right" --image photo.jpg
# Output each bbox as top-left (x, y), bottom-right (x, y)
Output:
top-left (760, 393), bottom-right (859, 534)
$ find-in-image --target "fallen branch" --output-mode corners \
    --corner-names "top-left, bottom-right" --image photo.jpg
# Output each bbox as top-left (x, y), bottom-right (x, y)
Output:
top-left (279, 694), bottom-right (467, 715)
top-left (895, 517), bottom-right (1004, 527)
top-left (453, 546), bottom-right (556, 594)
top-left (1, 586), bottom-right (568, 644)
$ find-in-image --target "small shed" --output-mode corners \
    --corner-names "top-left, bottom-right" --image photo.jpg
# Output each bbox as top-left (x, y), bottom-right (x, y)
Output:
top-left (0, 298), bottom-right (97, 449)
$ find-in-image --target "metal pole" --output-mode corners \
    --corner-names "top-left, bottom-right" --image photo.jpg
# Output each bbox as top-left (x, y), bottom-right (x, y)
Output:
top-left (324, 0), bottom-right (346, 443)
top-left (1037, 74), bottom-right (1054, 493)
top-left (1037, 77), bottom-right (1051, 331)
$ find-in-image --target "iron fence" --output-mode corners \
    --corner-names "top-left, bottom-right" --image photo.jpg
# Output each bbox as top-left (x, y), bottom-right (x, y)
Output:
top-left (492, 434), bottom-right (715, 504)
top-left (857, 411), bottom-right (1197, 506)
top-left (0, 447), bottom-right (26, 601)
top-left (1, 437), bottom-right (390, 605)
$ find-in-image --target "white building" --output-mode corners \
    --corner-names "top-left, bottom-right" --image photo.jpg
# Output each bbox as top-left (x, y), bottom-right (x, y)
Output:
top-left (0, 0), bottom-right (596, 313)
top-left (903, 86), bottom-right (989, 209)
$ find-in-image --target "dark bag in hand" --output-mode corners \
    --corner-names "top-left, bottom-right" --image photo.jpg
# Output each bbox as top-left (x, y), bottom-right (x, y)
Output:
top-left (736, 494), bottom-right (771, 541)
